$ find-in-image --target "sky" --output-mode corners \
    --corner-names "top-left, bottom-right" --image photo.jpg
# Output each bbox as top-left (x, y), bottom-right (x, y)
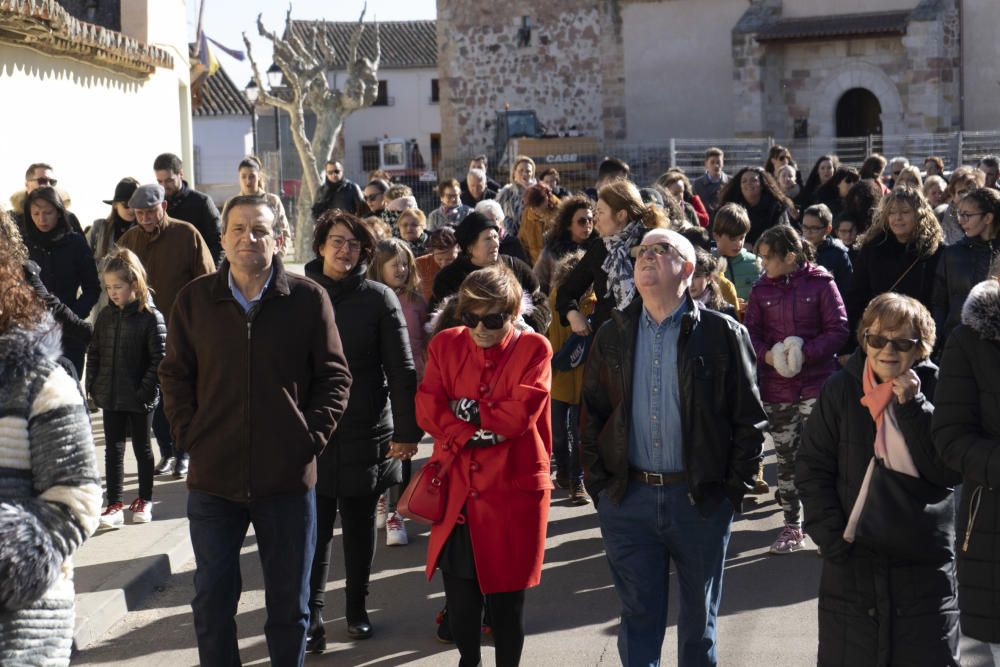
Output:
top-left (187, 0), bottom-right (437, 90)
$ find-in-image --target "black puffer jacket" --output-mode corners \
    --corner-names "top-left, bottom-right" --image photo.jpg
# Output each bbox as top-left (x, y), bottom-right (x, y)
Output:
top-left (933, 278), bottom-right (1000, 643)
top-left (580, 297), bottom-right (767, 514)
top-left (931, 236), bottom-right (1000, 349)
top-left (22, 260), bottom-right (92, 347)
top-left (430, 254), bottom-right (551, 334)
top-left (555, 235), bottom-right (625, 333)
top-left (304, 259), bottom-right (423, 498)
top-left (85, 300), bottom-right (166, 413)
top-left (798, 351), bottom-right (961, 666)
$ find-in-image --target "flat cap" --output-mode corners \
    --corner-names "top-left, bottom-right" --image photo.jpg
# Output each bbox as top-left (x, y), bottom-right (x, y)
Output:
top-left (128, 183), bottom-right (165, 209)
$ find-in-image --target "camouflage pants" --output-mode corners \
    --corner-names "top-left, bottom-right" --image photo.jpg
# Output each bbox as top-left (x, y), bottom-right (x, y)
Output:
top-left (764, 399), bottom-right (816, 525)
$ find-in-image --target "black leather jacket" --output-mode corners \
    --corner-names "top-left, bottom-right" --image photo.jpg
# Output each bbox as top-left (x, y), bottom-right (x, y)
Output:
top-left (581, 296), bottom-right (767, 514)
top-left (931, 236), bottom-right (1000, 349)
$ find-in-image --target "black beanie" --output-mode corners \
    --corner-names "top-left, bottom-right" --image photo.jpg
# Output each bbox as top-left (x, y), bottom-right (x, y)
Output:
top-left (454, 211), bottom-right (500, 251)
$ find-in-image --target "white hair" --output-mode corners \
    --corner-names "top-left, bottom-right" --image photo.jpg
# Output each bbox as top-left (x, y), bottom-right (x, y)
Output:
top-left (889, 156), bottom-right (910, 169)
top-left (467, 168), bottom-right (486, 182)
top-left (475, 199), bottom-right (504, 224)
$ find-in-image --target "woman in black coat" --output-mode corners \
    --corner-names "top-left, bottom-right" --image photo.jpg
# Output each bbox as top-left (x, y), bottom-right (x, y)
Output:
top-left (798, 293), bottom-right (961, 667)
top-left (844, 186), bottom-right (942, 351)
top-left (20, 186), bottom-right (100, 375)
top-left (431, 210), bottom-right (551, 334)
top-left (304, 210), bottom-right (423, 652)
top-left (933, 277), bottom-right (1000, 658)
top-left (931, 187), bottom-right (1000, 351)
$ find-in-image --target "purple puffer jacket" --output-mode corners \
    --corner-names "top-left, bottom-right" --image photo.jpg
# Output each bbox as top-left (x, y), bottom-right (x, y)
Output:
top-left (744, 263), bottom-right (848, 404)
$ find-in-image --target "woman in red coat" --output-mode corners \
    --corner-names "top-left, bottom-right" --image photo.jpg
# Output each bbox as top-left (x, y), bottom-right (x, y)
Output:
top-left (416, 264), bottom-right (552, 667)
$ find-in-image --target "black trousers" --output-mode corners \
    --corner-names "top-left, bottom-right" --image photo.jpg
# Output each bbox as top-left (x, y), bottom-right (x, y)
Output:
top-left (309, 492), bottom-right (380, 619)
top-left (443, 571), bottom-right (526, 667)
top-left (103, 410), bottom-right (154, 503)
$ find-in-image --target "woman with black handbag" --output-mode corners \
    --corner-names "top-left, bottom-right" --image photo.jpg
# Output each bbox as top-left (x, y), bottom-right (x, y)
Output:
top-left (797, 292), bottom-right (961, 666)
top-left (415, 265), bottom-right (553, 667)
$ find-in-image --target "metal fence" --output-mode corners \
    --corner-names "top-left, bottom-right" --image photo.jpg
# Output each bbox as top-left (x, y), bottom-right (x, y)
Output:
top-left (432, 130), bottom-right (1000, 191)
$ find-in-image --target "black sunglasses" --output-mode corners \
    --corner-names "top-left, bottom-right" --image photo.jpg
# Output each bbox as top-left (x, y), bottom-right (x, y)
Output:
top-left (364, 193), bottom-right (381, 201)
top-left (864, 330), bottom-right (920, 352)
top-left (461, 312), bottom-right (508, 330)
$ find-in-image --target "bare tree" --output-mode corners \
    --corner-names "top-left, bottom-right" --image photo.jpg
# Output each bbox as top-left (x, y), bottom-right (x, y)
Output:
top-left (244, 6), bottom-right (380, 259)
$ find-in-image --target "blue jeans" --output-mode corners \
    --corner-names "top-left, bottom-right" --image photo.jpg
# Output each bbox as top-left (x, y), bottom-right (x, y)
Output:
top-left (152, 401), bottom-right (187, 462)
top-left (596, 481), bottom-right (734, 667)
top-left (188, 489), bottom-right (317, 667)
top-left (552, 400), bottom-right (582, 483)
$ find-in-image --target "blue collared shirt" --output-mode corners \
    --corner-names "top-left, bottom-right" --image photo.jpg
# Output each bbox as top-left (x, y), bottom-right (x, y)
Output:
top-left (228, 265), bottom-right (274, 314)
top-left (628, 300), bottom-right (688, 473)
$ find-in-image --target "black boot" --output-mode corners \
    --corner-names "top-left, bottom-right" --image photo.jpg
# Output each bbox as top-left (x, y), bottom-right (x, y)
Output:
top-left (306, 606), bottom-right (326, 654)
top-left (346, 594), bottom-right (373, 640)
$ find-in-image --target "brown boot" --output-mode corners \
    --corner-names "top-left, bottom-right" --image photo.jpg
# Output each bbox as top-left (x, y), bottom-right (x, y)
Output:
top-left (569, 482), bottom-right (591, 505)
top-left (752, 458), bottom-right (769, 494)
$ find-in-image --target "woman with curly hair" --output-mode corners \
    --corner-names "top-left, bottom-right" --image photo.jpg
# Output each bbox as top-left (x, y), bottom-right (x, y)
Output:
top-left (0, 242), bottom-right (102, 666)
top-left (532, 195), bottom-right (596, 295)
top-left (845, 186), bottom-right (943, 345)
top-left (718, 166), bottom-right (794, 245)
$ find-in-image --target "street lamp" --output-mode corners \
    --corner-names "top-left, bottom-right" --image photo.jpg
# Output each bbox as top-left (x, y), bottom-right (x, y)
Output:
top-left (244, 78), bottom-right (259, 155)
top-left (267, 62), bottom-right (283, 88)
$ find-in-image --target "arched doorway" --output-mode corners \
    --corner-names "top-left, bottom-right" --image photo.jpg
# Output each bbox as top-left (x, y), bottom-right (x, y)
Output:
top-left (836, 88), bottom-right (882, 137)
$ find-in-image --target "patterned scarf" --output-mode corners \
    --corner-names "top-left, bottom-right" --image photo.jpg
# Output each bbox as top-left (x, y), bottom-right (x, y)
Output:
top-left (600, 219), bottom-right (646, 310)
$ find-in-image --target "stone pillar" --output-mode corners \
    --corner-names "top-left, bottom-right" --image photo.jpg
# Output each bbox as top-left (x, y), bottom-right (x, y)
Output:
top-left (731, 0), bottom-right (781, 138)
top-left (902, 0), bottom-right (961, 133)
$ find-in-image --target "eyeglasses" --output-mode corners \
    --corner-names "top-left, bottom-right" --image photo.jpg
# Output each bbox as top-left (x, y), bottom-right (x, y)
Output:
top-left (442, 192), bottom-right (459, 200)
top-left (957, 211), bottom-right (986, 221)
top-left (327, 236), bottom-right (361, 252)
top-left (31, 177), bottom-right (58, 186)
top-left (327, 169), bottom-right (342, 175)
top-left (629, 243), bottom-right (681, 259)
top-left (364, 193), bottom-right (381, 202)
top-left (461, 312), bottom-right (509, 330)
top-left (864, 330), bottom-right (920, 352)
top-left (573, 216), bottom-right (594, 225)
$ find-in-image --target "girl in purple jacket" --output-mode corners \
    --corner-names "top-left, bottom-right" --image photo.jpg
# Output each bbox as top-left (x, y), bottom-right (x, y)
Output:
top-left (745, 225), bottom-right (849, 554)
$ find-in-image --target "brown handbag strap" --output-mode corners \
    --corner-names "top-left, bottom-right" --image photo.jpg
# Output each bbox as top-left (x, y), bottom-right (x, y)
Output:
top-left (887, 254), bottom-right (922, 293)
top-left (434, 329), bottom-right (524, 473)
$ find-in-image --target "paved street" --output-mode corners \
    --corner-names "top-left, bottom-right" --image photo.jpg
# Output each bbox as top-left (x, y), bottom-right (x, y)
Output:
top-left (72, 432), bottom-right (996, 667)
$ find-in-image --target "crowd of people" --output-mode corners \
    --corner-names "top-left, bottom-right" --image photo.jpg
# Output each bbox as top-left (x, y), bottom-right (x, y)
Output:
top-left (1, 143), bottom-right (1000, 667)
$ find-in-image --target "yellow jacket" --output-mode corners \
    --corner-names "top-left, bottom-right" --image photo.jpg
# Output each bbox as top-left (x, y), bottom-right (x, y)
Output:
top-left (547, 287), bottom-right (596, 405)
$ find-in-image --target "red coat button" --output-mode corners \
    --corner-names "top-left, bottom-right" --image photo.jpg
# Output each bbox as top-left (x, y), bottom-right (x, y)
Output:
top-left (470, 462), bottom-right (481, 472)
top-left (487, 402), bottom-right (496, 409)
top-left (469, 489), bottom-right (480, 499)
top-left (484, 360), bottom-right (495, 369)
top-left (478, 384), bottom-right (489, 395)
top-left (442, 444), bottom-right (451, 452)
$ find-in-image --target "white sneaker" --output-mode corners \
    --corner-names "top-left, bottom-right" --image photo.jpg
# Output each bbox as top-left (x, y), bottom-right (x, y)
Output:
top-left (385, 512), bottom-right (408, 546)
top-left (375, 494), bottom-right (387, 529)
top-left (129, 498), bottom-right (152, 523)
top-left (100, 502), bottom-right (125, 529)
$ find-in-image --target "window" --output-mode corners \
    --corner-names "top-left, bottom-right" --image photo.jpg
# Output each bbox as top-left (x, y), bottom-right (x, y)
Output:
top-left (430, 79), bottom-right (439, 104)
top-left (373, 80), bottom-right (388, 107)
top-left (430, 134), bottom-right (441, 171)
top-left (361, 144), bottom-right (380, 172)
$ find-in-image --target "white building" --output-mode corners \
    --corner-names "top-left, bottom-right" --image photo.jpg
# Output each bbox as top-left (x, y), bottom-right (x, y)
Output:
top-left (191, 55), bottom-right (253, 205)
top-left (0, 0), bottom-right (190, 227)
top-left (288, 19), bottom-right (440, 184)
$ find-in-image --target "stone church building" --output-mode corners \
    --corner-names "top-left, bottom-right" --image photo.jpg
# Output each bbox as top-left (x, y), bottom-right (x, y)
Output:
top-left (436, 0), bottom-right (999, 166)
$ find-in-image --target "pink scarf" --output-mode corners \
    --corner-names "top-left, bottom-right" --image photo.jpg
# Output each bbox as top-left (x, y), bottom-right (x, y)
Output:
top-left (844, 358), bottom-right (919, 542)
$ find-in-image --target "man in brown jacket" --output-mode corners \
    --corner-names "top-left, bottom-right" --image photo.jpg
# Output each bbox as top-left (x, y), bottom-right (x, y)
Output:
top-left (159, 194), bottom-right (352, 666)
top-left (118, 184), bottom-right (215, 478)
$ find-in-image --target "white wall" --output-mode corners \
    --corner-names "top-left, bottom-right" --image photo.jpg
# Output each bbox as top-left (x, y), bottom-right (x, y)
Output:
top-left (961, 0), bottom-right (1000, 131)
top-left (193, 116), bottom-right (252, 205)
top-left (0, 43), bottom-right (190, 229)
top-left (332, 67), bottom-right (441, 182)
top-left (783, 0), bottom-right (916, 18)
top-left (622, 0), bottom-right (747, 141)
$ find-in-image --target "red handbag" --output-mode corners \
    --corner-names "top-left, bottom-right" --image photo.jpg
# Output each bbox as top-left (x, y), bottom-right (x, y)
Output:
top-left (397, 452), bottom-right (457, 525)
top-left (398, 331), bottom-right (522, 525)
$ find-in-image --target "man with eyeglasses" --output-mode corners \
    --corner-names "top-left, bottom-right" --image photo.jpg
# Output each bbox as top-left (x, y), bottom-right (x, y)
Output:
top-left (9, 162), bottom-right (83, 234)
top-left (582, 228), bottom-right (766, 667)
top-left (312, 160), bottom-right (364, 219)
top-left (117, 184), bottom-right (215, 479)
